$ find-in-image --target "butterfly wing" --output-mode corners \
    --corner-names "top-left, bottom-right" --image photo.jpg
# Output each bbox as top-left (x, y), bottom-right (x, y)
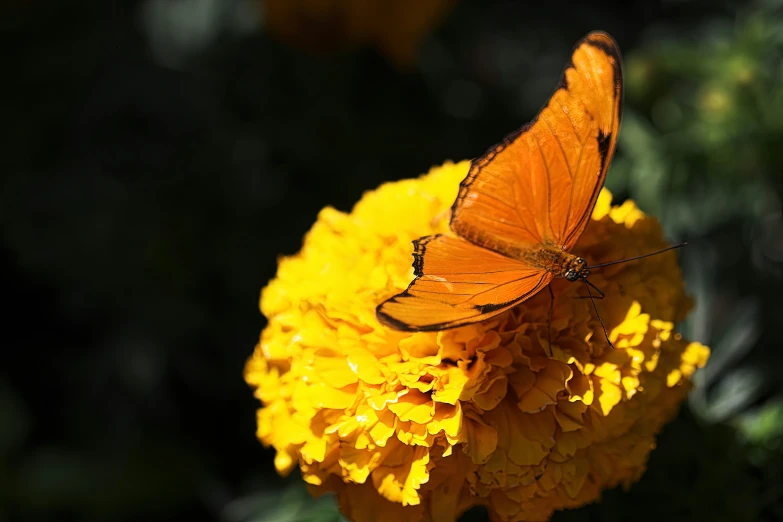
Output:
top-left (450, 31), bottom-right (624, 252)
top-left (376, 32), bottom-right (623, 332)
top-left (376, 234), bottom-right (552, 331)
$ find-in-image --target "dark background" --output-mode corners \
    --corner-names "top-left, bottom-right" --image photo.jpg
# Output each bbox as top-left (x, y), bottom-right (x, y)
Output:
top-left (3, 1), bottom-right (782, 521)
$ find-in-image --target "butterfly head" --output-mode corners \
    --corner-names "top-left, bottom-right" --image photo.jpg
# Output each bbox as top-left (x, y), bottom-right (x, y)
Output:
top-left (564, 257), bottom-right (590, 282)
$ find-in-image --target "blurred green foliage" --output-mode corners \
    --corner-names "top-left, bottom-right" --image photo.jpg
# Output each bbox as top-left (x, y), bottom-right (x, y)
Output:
top-left (2, 0), bottom-right (782, 521)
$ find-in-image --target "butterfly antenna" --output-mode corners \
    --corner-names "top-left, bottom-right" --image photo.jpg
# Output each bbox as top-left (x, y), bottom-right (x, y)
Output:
top-left (583, 278), bottom-right (614, 349)
top-left (585, 242), bottom-right (687, 270)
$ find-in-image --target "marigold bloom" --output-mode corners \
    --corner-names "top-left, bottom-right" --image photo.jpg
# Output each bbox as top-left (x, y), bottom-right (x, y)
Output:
top-left (244, 160), bottom-right (710, 522)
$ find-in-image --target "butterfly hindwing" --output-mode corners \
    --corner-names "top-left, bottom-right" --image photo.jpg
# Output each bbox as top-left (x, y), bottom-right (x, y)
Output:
top-left (376, 234), bottom-right (552, 331)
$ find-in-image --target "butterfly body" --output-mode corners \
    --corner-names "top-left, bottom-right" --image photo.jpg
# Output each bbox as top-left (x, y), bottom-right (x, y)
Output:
top-left (376, 31), bottom-right (623, 332)
top-left (450, 220), bottom-right (587, 277)
top-left (519, 244), bottom-right (589, 282)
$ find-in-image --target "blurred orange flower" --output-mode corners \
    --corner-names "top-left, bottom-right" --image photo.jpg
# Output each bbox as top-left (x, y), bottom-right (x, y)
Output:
top-left (262, 0), bottom-right (456, 68)
top-left (244, 160), bottom-right (710, 521)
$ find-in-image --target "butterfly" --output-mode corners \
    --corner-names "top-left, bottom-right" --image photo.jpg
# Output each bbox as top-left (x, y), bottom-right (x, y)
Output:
top-left (376, 31), bottom-right (625, 332)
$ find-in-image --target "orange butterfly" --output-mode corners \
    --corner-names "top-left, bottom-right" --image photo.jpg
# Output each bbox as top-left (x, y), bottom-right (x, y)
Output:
top-left (377, 31), bottom-right (624, 332)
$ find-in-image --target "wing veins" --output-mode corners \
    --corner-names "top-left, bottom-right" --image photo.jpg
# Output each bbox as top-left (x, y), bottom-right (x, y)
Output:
top-left (544, 111), bottom-right (575, 242)
top-left (467, 189), bottom-right (518, 209)
top-left (414, 272), bottom-right (542, 305)
top-left (585, 48), bottom-right (608, 127)
top-left (468, 209), bottom-right (529, 231)
top-left (479, 272), bottom-right (550, 304)
top-left (542, 112), bottom-right (574, 181)
top-left (428, 268), bottom-right (531, 275)
top-left (531, 128), bottom-right (554, 243)
top-left (508, 171), bottom-right (542, 243)
top-left (413, 290), bottom-right (479, 297)
top-left (467, 271), bottom-right (541, 300)
top-left (473, 169), bottom-right (515, 187)
top-left (562, 122), bottom-right (594, 246)
top-left (554, 94), bottom-right (580, 141)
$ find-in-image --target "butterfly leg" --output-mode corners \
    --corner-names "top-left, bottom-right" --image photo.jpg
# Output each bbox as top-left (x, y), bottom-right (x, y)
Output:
top-left (570, 279), bottom-right (606, 299)
top-left (546, 284), bottom-right (555, 357)
top-left (582, 279), bottom-right (614, 349)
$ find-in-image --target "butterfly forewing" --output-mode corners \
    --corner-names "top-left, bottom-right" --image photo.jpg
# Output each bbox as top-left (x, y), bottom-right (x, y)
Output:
top-left (450, 32), bottom-right (623, 251)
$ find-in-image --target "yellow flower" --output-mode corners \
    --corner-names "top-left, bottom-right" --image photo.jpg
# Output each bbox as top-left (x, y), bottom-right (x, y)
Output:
top-left (244, 160), bottom-right (710, 521)
top-left (261, 0), bottom-right (455, 68)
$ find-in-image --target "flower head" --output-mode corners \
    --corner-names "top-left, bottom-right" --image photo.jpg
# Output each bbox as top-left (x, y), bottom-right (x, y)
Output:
top-left (244, 160), bottom-right (710, 521)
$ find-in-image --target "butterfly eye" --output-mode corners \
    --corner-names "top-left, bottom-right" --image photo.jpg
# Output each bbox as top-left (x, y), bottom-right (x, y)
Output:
top-left (565, 269), bottom-right (579, 282)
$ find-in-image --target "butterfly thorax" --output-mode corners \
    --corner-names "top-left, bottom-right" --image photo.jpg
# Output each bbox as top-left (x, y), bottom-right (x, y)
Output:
top-left (454, 221), bottom-right (591, 281)
top-left (520, 244), bottom-right (590, 281)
